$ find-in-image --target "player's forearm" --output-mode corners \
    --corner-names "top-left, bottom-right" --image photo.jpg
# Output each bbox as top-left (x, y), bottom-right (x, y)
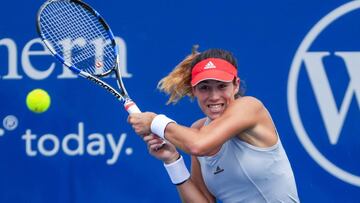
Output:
top-left (176, 179), bottom-right (215, 203)
top-left (164, 123), bottom-right (221, 156)
top-left (162, 154), bottom-right (210, 202)
top-left (149, 114), bottom-right (222, 156)
top-left (164, 123), bottom-right (204, 155)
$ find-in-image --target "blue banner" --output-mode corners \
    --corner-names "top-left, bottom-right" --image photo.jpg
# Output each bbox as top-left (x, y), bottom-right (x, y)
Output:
top-left (0, 0), bottom-right (359, 202)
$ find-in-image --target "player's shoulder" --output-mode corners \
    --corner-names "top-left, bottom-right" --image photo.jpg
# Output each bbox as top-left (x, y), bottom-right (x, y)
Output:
top-left (191, 117), bottom-right (207, 130)
top-left (234, 96), bottom-right (264, 108)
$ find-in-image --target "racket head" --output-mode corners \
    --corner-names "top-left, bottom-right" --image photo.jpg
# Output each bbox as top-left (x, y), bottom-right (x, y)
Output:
top-left (36, 0), bottom-right (118, 77)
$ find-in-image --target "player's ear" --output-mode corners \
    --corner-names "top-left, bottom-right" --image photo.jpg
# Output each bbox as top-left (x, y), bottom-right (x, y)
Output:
top-left (191, 86), bottom-right (196, 95)
top-left (234, 77), bottom-right (240, 93)
top-left (190, 86), bottom-right (198, 99)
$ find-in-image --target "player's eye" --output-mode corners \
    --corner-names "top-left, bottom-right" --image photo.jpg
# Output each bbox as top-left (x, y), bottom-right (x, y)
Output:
top-left (218, 84), bottom-right (228, 89)
top-left (198, 85), bottom-right (209, 91)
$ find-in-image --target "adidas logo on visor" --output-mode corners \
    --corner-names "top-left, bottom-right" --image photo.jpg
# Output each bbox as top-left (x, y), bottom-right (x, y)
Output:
top-left (203, 61), bottom-right (216, 69)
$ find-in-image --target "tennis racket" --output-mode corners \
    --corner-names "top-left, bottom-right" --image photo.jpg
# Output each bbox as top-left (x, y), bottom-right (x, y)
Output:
top-left (36, 0), bottom-right (140, 114)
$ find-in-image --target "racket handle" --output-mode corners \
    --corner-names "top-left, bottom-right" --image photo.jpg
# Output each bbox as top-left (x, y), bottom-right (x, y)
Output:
top-left (125, 100), bottom-right (167, 149)
top-left (124, 100), bottom-right (141, 114)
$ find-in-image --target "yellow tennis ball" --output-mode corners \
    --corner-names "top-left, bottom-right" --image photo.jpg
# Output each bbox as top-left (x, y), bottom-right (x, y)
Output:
top-left (26, 89), bottom-right (51, 113)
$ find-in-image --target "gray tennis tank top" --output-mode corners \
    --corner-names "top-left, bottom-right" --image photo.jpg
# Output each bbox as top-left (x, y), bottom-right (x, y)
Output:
top-left (197, 118), bottom-right (299, 203)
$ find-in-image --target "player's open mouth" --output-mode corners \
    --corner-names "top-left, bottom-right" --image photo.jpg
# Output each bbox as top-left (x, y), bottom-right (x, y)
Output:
top-left (207, 104), bottom-right (224, 112)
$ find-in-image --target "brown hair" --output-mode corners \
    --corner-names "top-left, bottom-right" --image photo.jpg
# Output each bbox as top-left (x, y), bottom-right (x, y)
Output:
top-left (158, 47), bottom-right (244, 104)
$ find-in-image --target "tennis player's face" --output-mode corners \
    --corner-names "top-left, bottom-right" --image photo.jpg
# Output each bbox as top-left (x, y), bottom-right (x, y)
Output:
top-left (193, 79), bottom-right (239, 120)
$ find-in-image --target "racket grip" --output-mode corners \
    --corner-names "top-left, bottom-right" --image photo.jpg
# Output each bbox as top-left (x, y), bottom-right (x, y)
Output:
top-left (124, 100), bottom-right (141, 114)
top-left (125, 100), bottom-right (167, 148)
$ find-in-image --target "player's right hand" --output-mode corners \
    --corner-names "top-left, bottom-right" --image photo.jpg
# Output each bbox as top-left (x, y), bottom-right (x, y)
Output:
top-left (143, 134), bottom-right (179, 164)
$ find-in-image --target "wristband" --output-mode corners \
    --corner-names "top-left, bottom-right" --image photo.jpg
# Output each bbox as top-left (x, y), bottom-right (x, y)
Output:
top-left (164, 155), bottom-right (190, 185)
top-left (150, 114), bottom-right (176, 140)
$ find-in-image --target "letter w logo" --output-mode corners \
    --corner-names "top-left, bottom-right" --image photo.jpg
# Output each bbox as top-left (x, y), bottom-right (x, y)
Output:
top-left (303, 52), bottom-right (360, 144)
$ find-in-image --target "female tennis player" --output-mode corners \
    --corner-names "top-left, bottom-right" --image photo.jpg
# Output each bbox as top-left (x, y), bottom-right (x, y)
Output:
top-left (128, 48), bottom-right (300, 202)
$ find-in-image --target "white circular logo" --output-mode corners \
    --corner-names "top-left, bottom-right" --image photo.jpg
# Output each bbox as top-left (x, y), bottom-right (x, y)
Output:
top-left (288, 0), bottom-right (360, 186)
top-left (3, 115), bottom-right (18, 131)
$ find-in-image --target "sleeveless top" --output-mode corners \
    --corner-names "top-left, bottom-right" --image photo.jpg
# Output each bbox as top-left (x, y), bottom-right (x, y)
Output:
top-left (197, 118), bottom-right (299, 203)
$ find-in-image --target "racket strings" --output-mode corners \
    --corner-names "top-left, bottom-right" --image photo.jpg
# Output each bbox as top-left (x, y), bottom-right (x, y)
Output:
top-left (39, 0), bottom-right (116, 75)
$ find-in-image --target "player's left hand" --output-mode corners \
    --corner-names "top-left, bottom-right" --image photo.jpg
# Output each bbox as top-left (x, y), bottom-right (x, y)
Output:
top-left (127, 112), bottom-right (157, 135)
